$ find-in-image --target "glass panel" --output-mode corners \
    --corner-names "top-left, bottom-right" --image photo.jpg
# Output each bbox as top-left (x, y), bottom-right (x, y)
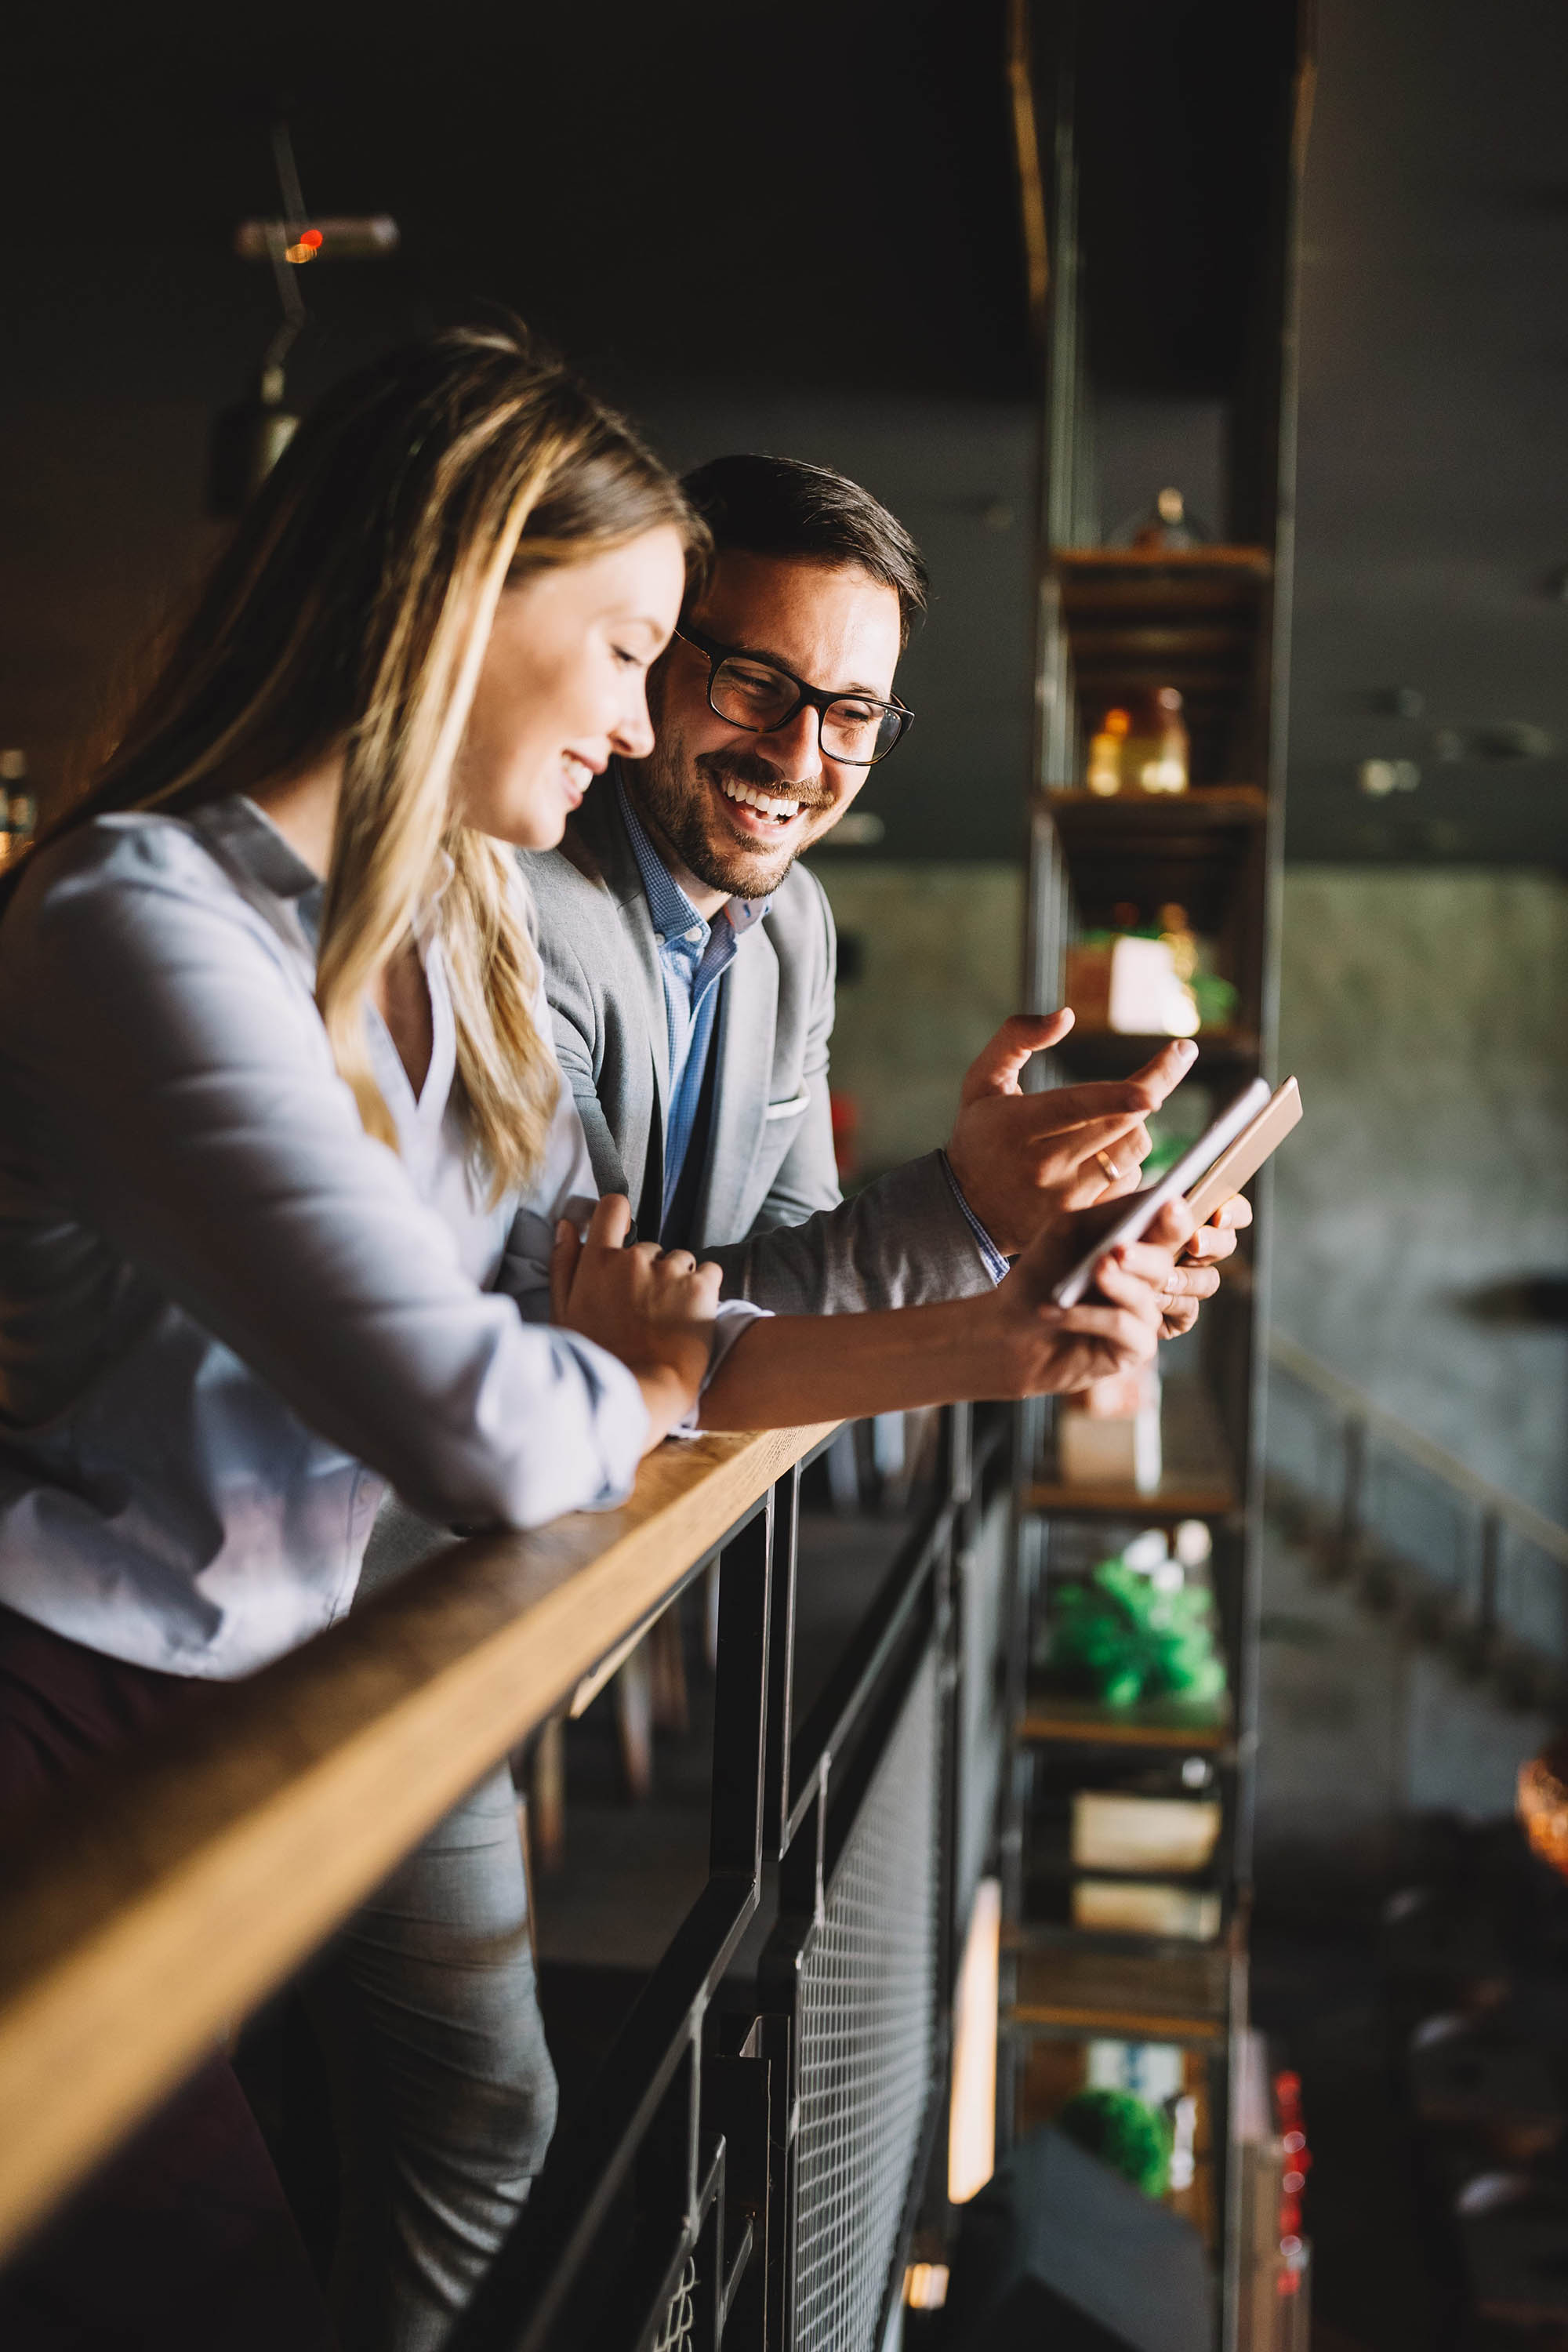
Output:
top-left (709, 655), bottom-right (798, 730)
top-left (822, 699), bottom-right (900, 763)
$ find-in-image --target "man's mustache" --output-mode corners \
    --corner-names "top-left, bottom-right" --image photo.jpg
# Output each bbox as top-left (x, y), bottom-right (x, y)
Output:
top-left (697, 749), bottom-right (834, 810)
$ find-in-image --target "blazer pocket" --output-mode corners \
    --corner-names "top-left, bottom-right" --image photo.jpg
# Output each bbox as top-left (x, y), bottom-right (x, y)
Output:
top-left (764, 1091), bottom-right (812, 1121)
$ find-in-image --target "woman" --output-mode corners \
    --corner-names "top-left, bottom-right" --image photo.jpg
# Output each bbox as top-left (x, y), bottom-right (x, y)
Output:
top-left (0, 323), bottom-right (1186, 2347)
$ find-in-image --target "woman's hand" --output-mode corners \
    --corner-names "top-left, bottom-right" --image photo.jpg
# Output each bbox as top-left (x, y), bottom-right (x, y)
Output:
top-left (1150, 1192), bottom-right (1254, 1337)
top-left (989, 1194), bottom-right (1198, 1396)
top-left (550, 1196), bottom-right (724, 1450)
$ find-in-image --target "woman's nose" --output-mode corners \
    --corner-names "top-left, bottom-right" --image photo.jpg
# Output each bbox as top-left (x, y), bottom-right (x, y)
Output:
top-left (612, 687), bottom-right (657, 761)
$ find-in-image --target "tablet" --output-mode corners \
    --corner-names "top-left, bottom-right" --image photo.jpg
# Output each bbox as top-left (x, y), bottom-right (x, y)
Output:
top-left (1049, 1076), bottom-right (1272, 1308)
top-left (1184, 1076), bottom-right (1301, 1226)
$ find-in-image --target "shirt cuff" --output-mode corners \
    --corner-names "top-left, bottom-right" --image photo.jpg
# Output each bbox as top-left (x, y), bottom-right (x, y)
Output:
top-left (671, 1298), bottom-right (773, 1439)
top-left (938, 1150), bottom-right (1010, 1286)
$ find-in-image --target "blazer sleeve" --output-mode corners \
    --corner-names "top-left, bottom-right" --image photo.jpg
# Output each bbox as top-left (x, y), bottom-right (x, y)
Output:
top-left (5, 823), bottom-right (649, 1530)
top-left (702, 879), bottom-right (998, 1314)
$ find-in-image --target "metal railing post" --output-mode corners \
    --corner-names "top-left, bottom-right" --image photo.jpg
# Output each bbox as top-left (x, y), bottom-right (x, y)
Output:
top-left (1477, 1509), bottom-right (1502, 1656)
top-left (1334, 1413), bottom-right (1365, 1581)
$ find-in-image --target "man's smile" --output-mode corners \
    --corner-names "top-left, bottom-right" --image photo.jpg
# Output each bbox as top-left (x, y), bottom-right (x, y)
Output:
top-left (699, 753), bottom-right (834, 850)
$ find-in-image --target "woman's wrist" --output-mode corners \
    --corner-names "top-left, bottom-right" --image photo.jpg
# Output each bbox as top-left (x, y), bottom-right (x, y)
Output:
top-left (631, 1359), bottom-right (702, 1450)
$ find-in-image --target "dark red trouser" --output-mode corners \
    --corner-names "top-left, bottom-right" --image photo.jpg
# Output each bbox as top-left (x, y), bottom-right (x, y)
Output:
top-left (0, 1605), bottom-right (337, 2350)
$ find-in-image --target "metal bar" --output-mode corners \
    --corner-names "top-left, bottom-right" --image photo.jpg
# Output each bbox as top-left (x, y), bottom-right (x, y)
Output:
top-left (784, 1504), bottom-right (950, 1845)
top-left (1336, 1413), bottom-right (1365, 1581)
top-left (763, 1464), bottom-right (800, 1855)
top-left (1478, 1510), bottom-right (1503, 1650)
top-left (710, 1503), bottom-right (773, 1878)
top-left (457, 1477), bottom-right (782, 2352)
top-left (451, 1875), bottom-right (754, 2352)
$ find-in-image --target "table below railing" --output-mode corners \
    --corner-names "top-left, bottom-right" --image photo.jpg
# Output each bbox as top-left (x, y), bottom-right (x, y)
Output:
top-left (0, 1421), bottom-right (832, 2267)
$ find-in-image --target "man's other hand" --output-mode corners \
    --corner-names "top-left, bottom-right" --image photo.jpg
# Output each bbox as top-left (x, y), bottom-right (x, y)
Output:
top-left (946, 1012), bottom-right (1199, 1256)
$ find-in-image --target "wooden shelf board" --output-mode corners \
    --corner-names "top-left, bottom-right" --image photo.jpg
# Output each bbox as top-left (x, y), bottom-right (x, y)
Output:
top-left (1051, 1028), bottom-right (1261, 1082)
top-left (1055, 545), bottom-right (1273, 579)
top-left (1019, 1690), bottom-right (1231, 1751)
top-left (1040, 788), bottom-right (1268, 938)
top-left (1006, 2003), bottom-right (1225, 2043)
top-left (1041, 784), bottom-right (1269, 828)
top-left (1025, 1478), bottom-right (1238, 1522)
top-left (1006, 1942), bottom-right (1231, 2042)
top-left (1025, 1369), bottom-right (1239, 1522)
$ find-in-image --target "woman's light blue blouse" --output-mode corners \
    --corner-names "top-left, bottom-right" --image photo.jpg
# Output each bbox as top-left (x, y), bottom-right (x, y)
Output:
top-left (0, 797), bottom-right (718, 1680)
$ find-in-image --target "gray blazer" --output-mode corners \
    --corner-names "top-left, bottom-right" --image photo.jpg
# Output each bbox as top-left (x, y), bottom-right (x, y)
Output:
top-left (522, 782), bottom-right (995, 1315)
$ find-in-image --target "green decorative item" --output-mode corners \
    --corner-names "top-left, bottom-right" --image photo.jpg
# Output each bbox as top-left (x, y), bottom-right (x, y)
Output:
top-left (1045, 1555), bottom-right (1225, 1709)
top-left (1056, 2087), bottom-right (1173, 2198)
top-left (1191, 969), bottom-right (1239, 1031)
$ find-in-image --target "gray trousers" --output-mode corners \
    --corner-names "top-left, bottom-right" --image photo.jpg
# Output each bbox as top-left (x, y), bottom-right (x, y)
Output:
top-left (315, 1508), bottom-right (559, 2352)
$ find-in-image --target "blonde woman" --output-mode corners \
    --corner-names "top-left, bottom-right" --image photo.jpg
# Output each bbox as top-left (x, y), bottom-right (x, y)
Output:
top-left (0, 325), bottom-right (1185, 2348)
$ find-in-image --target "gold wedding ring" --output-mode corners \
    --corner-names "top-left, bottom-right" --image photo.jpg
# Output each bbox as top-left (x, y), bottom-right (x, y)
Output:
top-left (1094, 1149), bottom-right (1121, 1184)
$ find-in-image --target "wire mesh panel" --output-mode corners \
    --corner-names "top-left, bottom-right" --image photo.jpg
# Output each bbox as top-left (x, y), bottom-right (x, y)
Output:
top-left (651, 2256), bottom-right (698, 2352)
top-left (792, 1646), bottom-right (942, 2352)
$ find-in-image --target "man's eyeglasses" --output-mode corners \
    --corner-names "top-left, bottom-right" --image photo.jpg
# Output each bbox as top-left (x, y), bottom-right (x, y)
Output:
top-left (673, 623), bottom-right (914, 768)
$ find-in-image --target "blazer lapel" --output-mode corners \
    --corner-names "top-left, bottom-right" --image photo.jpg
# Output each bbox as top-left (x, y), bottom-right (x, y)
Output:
top-left (698, 916), bottom-right (778, 1247)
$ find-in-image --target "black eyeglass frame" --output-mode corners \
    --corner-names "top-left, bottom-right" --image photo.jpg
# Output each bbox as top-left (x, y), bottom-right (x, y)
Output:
top-left (673, 622), bottom-right (914, 767)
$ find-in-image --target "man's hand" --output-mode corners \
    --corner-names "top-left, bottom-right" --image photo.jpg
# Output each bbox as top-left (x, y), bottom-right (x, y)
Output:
top-left (946, 1011), bottom-right (1199, 1254)
top-left (551, 1195), bottom-right (724, 1450)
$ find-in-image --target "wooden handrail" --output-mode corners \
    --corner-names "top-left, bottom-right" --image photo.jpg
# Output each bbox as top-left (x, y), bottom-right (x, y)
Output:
top-left (0, 1421), bottom-right (833, 2263)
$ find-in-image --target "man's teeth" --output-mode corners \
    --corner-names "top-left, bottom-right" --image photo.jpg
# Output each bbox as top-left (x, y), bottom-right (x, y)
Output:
top-left (719, 776), bottom-right (800, 820)
top-left (562, 753), bottom-right (593, 786)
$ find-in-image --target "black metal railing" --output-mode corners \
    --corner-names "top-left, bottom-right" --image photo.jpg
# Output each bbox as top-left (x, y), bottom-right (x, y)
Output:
top-left (0, 1401), bottom-right (1014, 2351)
top-left (1265, 1330), bottom-right (1568, 1700)
top-left (447, 1403), bottom-right (1010, 2352)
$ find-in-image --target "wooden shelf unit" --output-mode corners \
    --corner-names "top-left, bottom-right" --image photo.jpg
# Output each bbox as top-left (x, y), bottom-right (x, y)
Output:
top-left (1040, 775), bottom-right (1272, 1056)
top-left (1055, 548), bottom-right (1273, 789)
top-left (998, 18), bottom-right (1309, 2328)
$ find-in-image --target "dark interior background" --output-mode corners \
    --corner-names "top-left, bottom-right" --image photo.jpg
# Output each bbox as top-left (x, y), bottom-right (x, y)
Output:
top-left (2, 0), bottom-right (1565, 864)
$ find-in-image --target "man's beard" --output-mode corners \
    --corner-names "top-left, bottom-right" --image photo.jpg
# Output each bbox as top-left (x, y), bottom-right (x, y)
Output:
top-left (625, 740), bottom-right (836, 900)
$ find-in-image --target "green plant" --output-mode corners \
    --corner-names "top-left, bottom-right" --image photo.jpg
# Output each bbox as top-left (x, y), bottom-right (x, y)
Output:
top-left (1056, 2087), bottom-right (1173, 2198)
top-left (1045, 1556), bottom-right (1225, 1708)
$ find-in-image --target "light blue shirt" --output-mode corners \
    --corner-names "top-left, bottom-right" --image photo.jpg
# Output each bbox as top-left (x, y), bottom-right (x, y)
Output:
top-left (0, 797), bottom-right (757, 1679)
top-left (616, 777), bottom-right (771, 1236)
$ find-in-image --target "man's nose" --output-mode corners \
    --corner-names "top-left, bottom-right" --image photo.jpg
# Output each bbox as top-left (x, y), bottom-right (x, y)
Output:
top-left (755, 702), bottom-right (823, 781)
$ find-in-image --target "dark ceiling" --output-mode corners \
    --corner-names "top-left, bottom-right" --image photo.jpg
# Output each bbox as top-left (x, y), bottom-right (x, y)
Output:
top-left (1285, 0), bottom-right (1568, 864)
top-left (2, 0), bottom-right (1564, 866)
top-left (2, 0), bottom-right (1029, 408)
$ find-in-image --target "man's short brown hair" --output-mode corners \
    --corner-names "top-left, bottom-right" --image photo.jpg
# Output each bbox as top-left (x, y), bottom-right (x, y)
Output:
top-left (680, 453), bottom-right (928, 648)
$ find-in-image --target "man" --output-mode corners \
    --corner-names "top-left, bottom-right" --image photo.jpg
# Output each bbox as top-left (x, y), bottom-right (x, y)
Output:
top-left (526, 452), bottom-right (1238, 1325)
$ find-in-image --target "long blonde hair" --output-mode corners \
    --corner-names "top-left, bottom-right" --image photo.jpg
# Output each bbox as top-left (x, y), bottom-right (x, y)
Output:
top-left (38, 322), bottom-right (706, 1199)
